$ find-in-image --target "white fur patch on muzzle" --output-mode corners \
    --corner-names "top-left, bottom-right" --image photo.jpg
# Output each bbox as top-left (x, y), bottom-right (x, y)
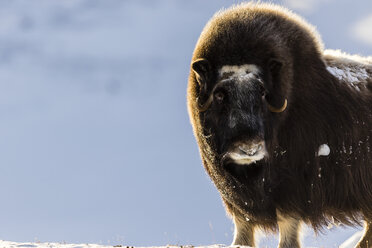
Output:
top-left (224, 140), bottom-right (267, 165)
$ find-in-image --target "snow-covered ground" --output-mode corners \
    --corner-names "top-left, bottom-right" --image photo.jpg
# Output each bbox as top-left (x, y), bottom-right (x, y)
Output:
top-left (0, 242), bottom-right (227, 248)
top-left (0, 241), bottom-right (117, 248)
top-left (0, 231), bottom-right (364, 248)
top-left (339, 231), bottom-right (364, 248)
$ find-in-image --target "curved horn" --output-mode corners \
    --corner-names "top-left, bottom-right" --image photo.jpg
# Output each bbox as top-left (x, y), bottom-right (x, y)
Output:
top-left (197, 94), bottom-right (214, 112)
top-left (267, 98), bottom-right (287, 113)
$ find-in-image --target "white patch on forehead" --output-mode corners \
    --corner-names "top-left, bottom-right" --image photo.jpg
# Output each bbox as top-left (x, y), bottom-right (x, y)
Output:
top-left (219, 64), bottom-right (260, 77)
top-left (327, 65), bottom-right (370, 91)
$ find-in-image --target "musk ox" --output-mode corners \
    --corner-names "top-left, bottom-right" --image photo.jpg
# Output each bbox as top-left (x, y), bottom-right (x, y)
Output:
top-left (187, 3), bottom-right (372, 248)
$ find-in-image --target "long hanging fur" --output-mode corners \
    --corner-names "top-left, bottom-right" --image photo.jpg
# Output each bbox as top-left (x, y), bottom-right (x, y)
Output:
top-left (187, 2), bottom-right (372, 247)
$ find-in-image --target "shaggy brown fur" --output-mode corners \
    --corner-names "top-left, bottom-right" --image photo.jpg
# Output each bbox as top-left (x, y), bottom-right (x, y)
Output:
top-left (187, 3), bottom-right (372, 248)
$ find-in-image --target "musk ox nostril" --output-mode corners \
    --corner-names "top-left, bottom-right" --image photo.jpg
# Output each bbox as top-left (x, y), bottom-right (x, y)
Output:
top-left (239, 144), bottom-right (262, 157)
top-left (225, 141), bottom-right (267, 165)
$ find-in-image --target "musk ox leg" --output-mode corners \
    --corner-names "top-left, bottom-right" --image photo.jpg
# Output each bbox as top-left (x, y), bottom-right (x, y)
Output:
top-left (356, 221), bottom-right (372, 248)
top-left (232, 215), bottom-right (256, 247)
top-left (277, 211), bottom-right (302, 248)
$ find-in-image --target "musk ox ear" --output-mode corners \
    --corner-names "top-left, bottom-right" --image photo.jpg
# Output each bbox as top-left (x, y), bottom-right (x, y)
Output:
top-left (192, 58), bottom-right (211, 92)
top-left (265, 58), bottom-right (288, 113)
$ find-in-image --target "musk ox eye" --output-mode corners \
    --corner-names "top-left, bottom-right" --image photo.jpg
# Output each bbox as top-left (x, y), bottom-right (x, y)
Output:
top-left (214, 89), bottom-right (226, 103)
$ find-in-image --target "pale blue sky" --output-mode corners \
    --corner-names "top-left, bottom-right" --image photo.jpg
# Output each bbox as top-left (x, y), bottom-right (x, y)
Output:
top-left (0, 0), bottom-right (371, 247)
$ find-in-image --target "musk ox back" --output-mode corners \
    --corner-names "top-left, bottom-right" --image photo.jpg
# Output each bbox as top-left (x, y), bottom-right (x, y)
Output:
top-left (187, 3), bottom-right (372, 248)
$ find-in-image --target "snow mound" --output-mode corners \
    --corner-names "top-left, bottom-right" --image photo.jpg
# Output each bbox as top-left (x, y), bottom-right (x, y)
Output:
top-left (0, 233), bottom-right (364, 248)
top-left (0, 241), bottom-right (113, 248)
top-left (0, 242), bottom-right (248, 248)
top-left (339, 231), bottom-right (363, 248)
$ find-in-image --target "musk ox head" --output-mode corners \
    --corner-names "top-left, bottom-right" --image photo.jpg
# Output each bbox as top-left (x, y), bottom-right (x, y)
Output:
top-left (193, 59), bottom-right (286, 167)
top-left (187, 3), bottom-right (324, 219)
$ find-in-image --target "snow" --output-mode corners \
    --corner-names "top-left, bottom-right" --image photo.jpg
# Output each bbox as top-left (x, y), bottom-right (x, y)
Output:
top-left (317, 144), bottom-right (330, 156)
top-left (0, 241), bottom-right (114, 248)
top-left (0, 235), bottom-right (364, 248)
top-left (339, 231), bottom-right (364, 248)
top-left (326, 66), bottom-right (369, 91)
top-left (0, 242), bottom-right (240, 248)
